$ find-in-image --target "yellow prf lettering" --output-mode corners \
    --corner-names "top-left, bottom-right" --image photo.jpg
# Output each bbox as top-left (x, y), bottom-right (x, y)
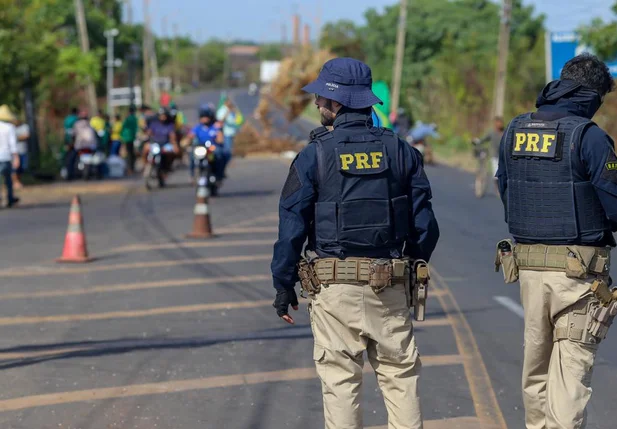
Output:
top-left (370, 152), bottom-right (383, 168)
top-left (355, 153), bottom-right (371, 169)
top-left (340, 154), bottom-right (354, 170)
top-left (525, 133), bottom-right (540, 152)
top-left (541, 134), bottom-right (555, 153)
top-left (515, 133), bottom-right (526, 151)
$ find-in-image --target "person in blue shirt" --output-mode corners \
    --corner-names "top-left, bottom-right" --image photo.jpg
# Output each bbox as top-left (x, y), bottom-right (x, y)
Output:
top-left (495, 53), bottom-right (617, 428)
top-left (270, 57), bottom-right (439, 429)
top-left (186, 106), bottom-right (224, 184)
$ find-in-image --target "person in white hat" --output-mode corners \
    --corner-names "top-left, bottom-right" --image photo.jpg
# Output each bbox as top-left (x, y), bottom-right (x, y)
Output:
top-left (0, 105), bottom-right (20, 207)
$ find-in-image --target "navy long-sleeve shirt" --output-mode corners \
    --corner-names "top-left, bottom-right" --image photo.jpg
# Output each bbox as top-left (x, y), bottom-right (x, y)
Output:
top-left (271, 128), bottom-right (439, 291)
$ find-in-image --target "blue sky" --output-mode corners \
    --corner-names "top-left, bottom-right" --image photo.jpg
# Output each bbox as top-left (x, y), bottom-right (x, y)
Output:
top-left (127, 0), bottom-right (614, 42)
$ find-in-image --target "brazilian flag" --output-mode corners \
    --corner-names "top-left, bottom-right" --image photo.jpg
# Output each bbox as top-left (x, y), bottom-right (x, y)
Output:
top-left (371, 81), bottom-right (392, 129)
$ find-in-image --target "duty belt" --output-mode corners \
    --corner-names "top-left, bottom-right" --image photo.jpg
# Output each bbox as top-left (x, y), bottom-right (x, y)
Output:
top-left (313, 257), bottom-right (409, 286)
top-left (514, 244), bottom-right (610, 276)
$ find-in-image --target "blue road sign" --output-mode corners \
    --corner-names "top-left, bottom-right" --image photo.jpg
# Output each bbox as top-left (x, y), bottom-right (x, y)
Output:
top-left (545, 31), bottom-right (617, 82)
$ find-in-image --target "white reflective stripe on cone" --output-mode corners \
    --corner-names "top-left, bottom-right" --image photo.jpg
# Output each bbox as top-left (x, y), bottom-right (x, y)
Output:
top-left (194, 204), bottom-right (209, 215)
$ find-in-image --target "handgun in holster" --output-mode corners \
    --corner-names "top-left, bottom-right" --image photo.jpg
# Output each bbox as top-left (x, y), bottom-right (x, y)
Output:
top-left (412, 260), bottom-right (430, 321)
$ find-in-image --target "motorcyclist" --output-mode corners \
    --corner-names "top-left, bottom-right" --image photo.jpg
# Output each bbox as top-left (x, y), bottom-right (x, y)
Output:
top-left (141, 108), bottom-right (179, 174)
top-left (186, 106), bottom-right (224, 185)
top-left (169, 102), bottom-right (187, 142)
top-left (64, 110), bottom-right (97, 180)
top-left (407, 121), bottom-right (439, 164)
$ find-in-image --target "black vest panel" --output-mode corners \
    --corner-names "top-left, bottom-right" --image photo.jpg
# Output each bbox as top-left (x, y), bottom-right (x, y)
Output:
top-left (504, 113), bottom-right (610, 241)
top-left (312, 124), bottom-right (409, 258)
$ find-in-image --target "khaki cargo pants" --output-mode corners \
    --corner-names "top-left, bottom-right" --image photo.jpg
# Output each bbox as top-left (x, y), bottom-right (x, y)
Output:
top-left (308, 281), bottom-right (422, 429)
top-left (520, 270), bottom-right (605, 429)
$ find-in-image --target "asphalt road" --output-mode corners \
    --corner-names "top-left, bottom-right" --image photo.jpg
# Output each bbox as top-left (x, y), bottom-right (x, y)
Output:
top-left (0, 88), bottom-right (615, 429)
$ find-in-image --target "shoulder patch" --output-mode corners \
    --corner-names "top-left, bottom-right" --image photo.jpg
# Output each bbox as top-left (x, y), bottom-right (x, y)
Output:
top-left (602, 148), bottom-right (617, 183)
top-left (281, 164), bottom-right (302, 200)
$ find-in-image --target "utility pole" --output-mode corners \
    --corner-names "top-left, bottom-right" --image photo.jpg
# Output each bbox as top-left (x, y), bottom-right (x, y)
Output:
top-left (142, 0), bottom-right (152, 105)
top-left (492, 0), bottom-right (512, 119)
top-left (149, 26), bottom-right (161, 105)
top-left (172, 22), bottom-right (180, 92)
top-left (105, 28), bottom-right (120, 116)
top-left (125, 0), bottom-right (133, 25)
top-left (391, 0), bottom-right (408, 114)
top-left (192, 29), bottom-right (201, 88)
top-left (74, 0), bottom-right (98, 114)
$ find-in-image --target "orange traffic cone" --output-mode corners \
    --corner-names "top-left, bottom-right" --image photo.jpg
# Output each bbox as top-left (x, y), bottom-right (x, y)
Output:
top-left (186, 179), bottom-right (214, 239)
top-left (56, 195), bottom-right (94, 263)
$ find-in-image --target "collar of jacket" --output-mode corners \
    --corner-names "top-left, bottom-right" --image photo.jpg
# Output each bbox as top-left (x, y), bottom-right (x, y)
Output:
top-left (333, 111), bottom-right (373, 129)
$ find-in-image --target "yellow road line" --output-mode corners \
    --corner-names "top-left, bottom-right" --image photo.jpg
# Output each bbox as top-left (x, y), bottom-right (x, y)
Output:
top-left (431, 269), bottom-right (508, 429)
top-left (110, 239), bottom-right (273, 254)
top-left (0, 354), bottom-right (464, 412)
top-left (0, 299), bottom-right (273, 326)
top-left (0, 254), bottom-right (272, 278)
top-left (367, 416), bottom-right (486, 429)
top-left (0, 275), bottom-right (271, 301)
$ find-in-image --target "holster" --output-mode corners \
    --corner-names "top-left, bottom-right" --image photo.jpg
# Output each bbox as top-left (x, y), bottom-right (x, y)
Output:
top-left (588, 279), bottom-right (617, 341)
top-left (412, 260), bottom-right (430, 322)
top-left (555, 279), bottom-right (617, 344)
top-left (297, 259), bottom-right (321, 296)
top-left (494, 239), bottom-right (519, 284)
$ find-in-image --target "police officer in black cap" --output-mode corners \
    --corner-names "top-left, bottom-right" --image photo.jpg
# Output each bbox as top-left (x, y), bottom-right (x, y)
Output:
top-left (271, 57), bottom-right (439, 428)
top-left (495, 53), bottom-right (617, 428)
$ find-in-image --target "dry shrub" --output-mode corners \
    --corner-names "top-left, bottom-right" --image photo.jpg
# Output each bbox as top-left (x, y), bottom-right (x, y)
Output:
top-left (234, 123), bottom-right (297, 157)
top-left (269, 47), bottom-right (335, 122)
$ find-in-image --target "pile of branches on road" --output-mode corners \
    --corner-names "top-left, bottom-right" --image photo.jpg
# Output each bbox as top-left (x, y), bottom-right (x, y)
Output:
top-left (234, 123), bottom-right (297, 157)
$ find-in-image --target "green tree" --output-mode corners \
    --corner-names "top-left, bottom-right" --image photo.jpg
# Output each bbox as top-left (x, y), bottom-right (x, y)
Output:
top-left (358, 0), bottom-right (544, 140)
top-left (319, 20), bottom-right (365, 60)
top-left (579, 2), bottom-right (617, 61)
top-left (259, 43), bottom-right (284, 61)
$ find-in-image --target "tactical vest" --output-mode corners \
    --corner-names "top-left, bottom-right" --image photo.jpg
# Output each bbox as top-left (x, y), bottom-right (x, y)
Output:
top-left (504, 113), bottom-right (611, 241)
top-left (311, 123), bottom-right (410, 258)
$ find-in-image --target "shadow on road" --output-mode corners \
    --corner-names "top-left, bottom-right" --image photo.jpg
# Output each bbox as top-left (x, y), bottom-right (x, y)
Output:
top-left (0, 325), bottom-right (313, 370)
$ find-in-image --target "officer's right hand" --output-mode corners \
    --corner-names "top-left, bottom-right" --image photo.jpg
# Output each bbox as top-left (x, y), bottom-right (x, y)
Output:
top-left (273, 288), bottom-right (299, 325)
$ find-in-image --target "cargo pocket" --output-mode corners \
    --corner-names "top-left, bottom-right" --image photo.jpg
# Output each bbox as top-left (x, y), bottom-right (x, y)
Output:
top-left (313, 344), bottom-right (327, 382)
top-left (313, 344), bottom-right (326, 363)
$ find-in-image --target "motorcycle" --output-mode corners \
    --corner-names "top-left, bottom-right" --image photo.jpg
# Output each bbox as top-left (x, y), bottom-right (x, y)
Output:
top-left (143, 141), bottom-right (175, 190)
top-left (192, 139), bottom-right (220, 196)
top-left (60, 147), bottom-right (105, 181)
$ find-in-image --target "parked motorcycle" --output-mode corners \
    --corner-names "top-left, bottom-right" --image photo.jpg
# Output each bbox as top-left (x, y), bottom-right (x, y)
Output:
top-left (143, 141), bottom-right (175, 190)
top-left (192, 139), bottom-right (220, 196)
top-left (60, 147), bottom-right (105, 181)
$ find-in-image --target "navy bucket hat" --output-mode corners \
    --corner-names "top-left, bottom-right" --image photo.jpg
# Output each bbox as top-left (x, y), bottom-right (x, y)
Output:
top-left (302, 57), bottom-right (383, 109)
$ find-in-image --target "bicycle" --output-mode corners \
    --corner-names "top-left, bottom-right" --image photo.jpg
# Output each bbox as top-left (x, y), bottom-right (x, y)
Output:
top-left (472, 138), bottom-right (492, 198)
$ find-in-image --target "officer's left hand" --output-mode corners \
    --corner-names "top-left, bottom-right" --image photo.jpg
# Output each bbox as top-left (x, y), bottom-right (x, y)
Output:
top-left (273, 288), bottom-right (299, 324)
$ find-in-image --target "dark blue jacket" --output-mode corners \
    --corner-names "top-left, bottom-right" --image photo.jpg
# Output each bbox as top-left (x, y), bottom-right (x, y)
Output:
top-left (271, 113), bottom-right (439, 291)
top-left (497, 80), bottom-right (617, 246)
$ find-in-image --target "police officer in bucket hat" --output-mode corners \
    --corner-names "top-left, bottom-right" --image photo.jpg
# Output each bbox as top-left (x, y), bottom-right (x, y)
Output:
top-left (271, 57), bottom-right (440, 429)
